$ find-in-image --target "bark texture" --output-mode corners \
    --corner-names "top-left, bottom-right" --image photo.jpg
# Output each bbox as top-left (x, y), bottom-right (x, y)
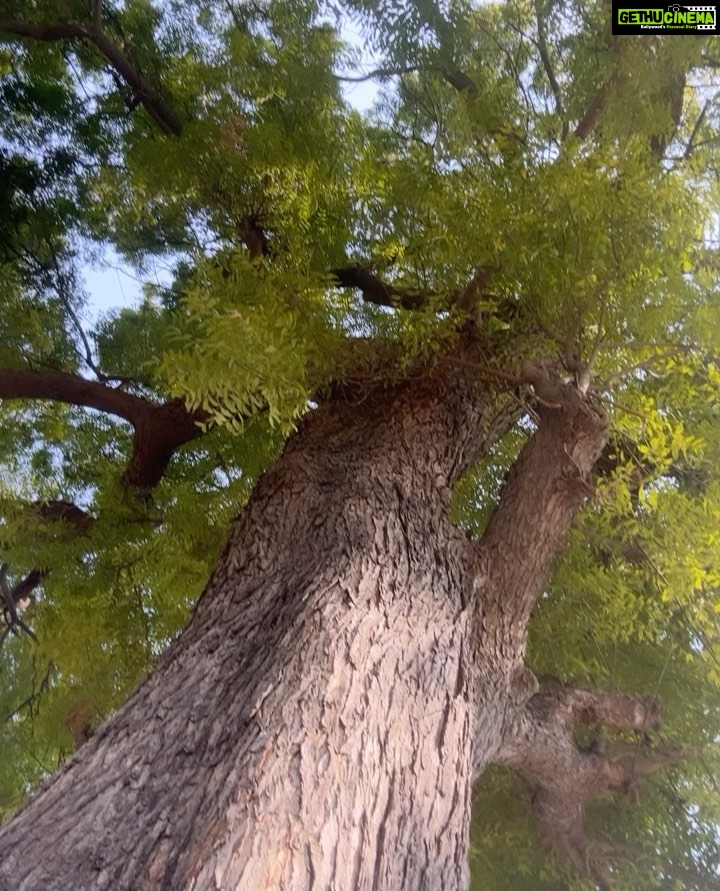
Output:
top-left (0, 353), bottom-right (612, 891)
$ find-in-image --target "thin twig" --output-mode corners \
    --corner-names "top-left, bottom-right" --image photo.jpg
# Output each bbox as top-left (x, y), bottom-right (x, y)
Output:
top-left (335, 66), bottom-right (419, 83)
top-left (684, 97), bottom-right (714, 160)
top-left (534, 0), bottom-right (568, 138)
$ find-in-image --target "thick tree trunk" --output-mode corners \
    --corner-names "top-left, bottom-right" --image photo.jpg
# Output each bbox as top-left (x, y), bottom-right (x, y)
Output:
top-left (0, 356), bottom-right (609, 891)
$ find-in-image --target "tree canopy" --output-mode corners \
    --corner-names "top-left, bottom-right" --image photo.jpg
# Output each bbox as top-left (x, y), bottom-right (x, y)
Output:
top-left (0, 1), bottom-right (719, 888)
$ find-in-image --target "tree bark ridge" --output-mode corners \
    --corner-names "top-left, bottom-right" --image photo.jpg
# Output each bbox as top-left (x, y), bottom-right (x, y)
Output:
top-left (0, 366), bottom-right (512, 891)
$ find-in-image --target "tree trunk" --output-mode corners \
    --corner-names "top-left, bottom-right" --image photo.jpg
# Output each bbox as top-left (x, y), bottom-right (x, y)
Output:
top-left (0, 355), bottom-right (609, 891)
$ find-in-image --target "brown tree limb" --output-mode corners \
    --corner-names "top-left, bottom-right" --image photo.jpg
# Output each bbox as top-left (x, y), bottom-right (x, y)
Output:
top-left (123, 397), bottom-right (208, 490)
top-left (3, 663), bottom-right (52, 723)
top-left (0, 564), bottom-right (41, 645)
top-left (330, 264), bottom-right (438, 310)
top-left (0, 17), bottom-right (181, 136)
top-left (572, 35), bottom-right (683, 160)
top-left (0, 367), bottom-right (207, 489)
top-left (453, 265), bottom-right (496, 315)
top-left (92, 0), bottom-right (103, 31)
top-left (34, 500), bottom-right (95, 530)
top-left (330, 263), bottom-right (501, 314)
top-left (494, 687), bottom-right (674, 890)
top-left (684, 97), bottom-right (714, 160)
top-left (535, 687), bottom-right (661, 733)
top-left (443, 68), bottom-right (479, 96)
top-left (336, 66), bottom-right (419, 83)
top-left (239, 214), bottom-right (270, 259)
top-left (337, 62), bottom-right (477, 95)
top-left (0, 367), bottom-right (156, 424)
top-left (572, 9), bottom-right (619, 142)
top-left (1, 566), bottom-right (43, 609)
top-left (574, 81), bottom-right (611, 140)
top-left (476, 364), bottom-right (609, 661)
top-left (650, 70), bottom-right (686, 161)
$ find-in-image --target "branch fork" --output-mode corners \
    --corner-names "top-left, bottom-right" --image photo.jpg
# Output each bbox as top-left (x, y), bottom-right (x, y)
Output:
top-left (494, 687), bottom-right (676, 890)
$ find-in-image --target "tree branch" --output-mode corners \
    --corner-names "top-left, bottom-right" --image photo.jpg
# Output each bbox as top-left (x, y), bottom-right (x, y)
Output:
top-left (0, 564), bottom-right (40, 645)
top-left (453, 265), bottom-right (496, 314)
top-left (684, 96), bottom-right (713, 160)
top-left (494, 687), bottom-right (673, 890)
top-left (572, 14), bottom-right (619, 142)
top-left (650, 70), bottom-right (686, 161)
top-left (0, 367), bottom-right (153, 423)
top-left (34, 500), bottom-right (95, 530)
top-left (443, 68), bottom-right (478, 96)
top-left (534, 0), bottom-right (567, 138)
top-left (239, 214), bottom-right (270, 259)
top-left (335, 66), bottom-right (419, 83)
top-left (92, 0), bottom-right (103, 32)
top-left (330, 264), bottom-right (438, 311)
top-left (574, 80), bottom-right (610, 140)
top-left (475, 364), bottom-right (609, 661)
top-left (0, 367), bottom-right (207, 489)
top-left (0, 17), bottom-right (181, 136)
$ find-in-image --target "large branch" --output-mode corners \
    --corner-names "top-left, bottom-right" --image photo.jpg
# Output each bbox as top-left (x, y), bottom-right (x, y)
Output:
top-left (0, 367), bottom-right (206, 489)
top-left (330, 263), bottom-right (499, 315)
top-left (574, 81), bottom-right (611, 140)
top-left (494, 687), bottom-right (677, 890)
top-left (330, 264), bottom-right (439, 311)
top-left (0, 17), bottom-right (181, 136)
top-left (0, 367), bottom-right (153, 423)
top-left (34, 500), bottom-right (95, 530)
top-left (123, 397), bottom-right (207, 490)
top-left (475, 363), bottom-right (609, 661)
top-left (572, 14), bottom-right (619, 142)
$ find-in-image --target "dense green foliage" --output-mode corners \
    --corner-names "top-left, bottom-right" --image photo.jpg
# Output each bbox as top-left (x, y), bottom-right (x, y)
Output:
top-left (0, 1), bottom-right (718, 887)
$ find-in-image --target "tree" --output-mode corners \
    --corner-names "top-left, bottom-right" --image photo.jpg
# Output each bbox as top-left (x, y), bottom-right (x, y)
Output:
top-left (0, 0), bottom-right (718, 888)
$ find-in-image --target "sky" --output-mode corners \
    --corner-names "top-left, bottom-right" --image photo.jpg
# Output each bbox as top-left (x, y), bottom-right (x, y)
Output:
top-left (83, 252), bottom-right (170, 320)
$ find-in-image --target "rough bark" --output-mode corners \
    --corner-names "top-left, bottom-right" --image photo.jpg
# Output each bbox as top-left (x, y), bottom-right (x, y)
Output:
top-left (0, 352), bottom-right (612, 891)
top-left (475, 369), bottom-right (609, 669)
